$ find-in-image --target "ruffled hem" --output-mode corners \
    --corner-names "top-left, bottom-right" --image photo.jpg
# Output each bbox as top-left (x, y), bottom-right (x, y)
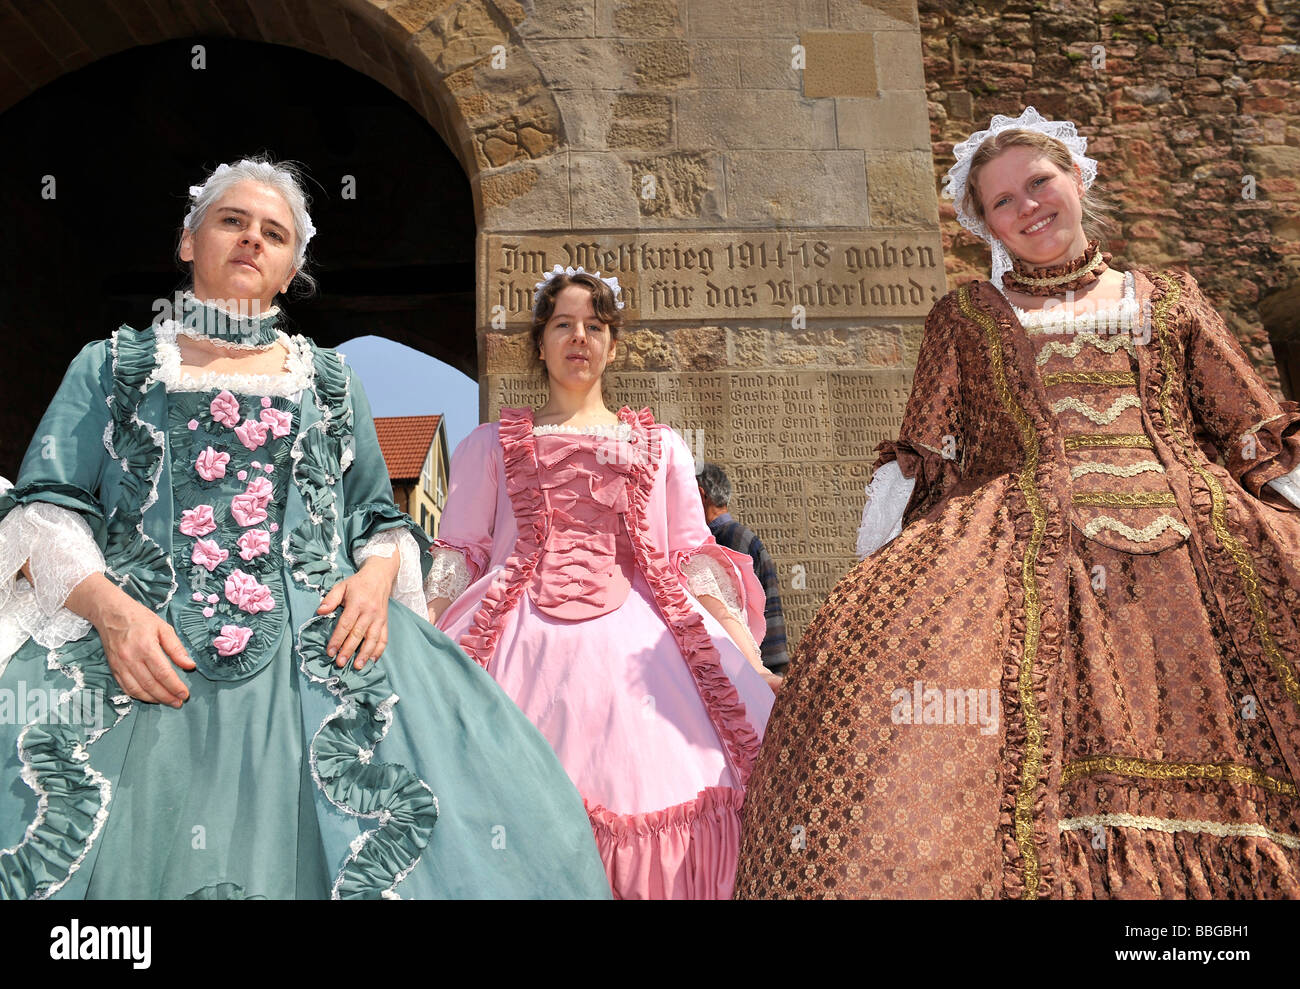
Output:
top-left (619, 409), bottom-right (761, 786)
top-left (1059, 822), bottom-right (1300, 899)
top-left (586, 785), bottom-right (746, 899)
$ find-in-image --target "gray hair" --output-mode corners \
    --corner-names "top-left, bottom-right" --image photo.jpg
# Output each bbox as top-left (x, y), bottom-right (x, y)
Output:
top-left (696, 462), bottom-right (731, 508)
top-left (182, 156), bottom-right (317, 295)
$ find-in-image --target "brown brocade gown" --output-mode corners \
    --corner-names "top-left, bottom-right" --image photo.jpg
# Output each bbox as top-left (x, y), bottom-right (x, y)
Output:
top-left (734, 268), bottom-right (1300, 899)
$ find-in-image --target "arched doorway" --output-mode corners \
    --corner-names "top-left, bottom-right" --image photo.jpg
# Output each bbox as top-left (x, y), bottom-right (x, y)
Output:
top-left (0, 36), bottom-right (475, 476)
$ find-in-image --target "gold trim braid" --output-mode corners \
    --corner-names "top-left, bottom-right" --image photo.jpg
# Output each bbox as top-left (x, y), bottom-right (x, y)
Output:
top-left (1041, 371), bottom-right (1138, 387)
top-left (1064, 434), bottom-right (1154, 450)
top-left (1072, 491), bottom-right (1178, 507)
top-left (1061, 754), bottom-right (1298, 797)
top-left (1152, 273), bottom-right (1300, 708)
top-left (959, 285), bottom-right (1046, 900)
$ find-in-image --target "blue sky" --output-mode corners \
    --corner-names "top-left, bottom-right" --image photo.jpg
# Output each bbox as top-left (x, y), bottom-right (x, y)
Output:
top-left (339, 336), bottom-right (480, 456)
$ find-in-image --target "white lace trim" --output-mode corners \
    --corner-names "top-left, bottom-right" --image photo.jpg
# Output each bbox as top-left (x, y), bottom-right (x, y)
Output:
top-left (1265, 463), bottom-right (1300, 508)
top-left (532, 423), bottom-right (631, 438)
top-left (149, 323), bottom-right (314, 397)
top-left (424, 547), bottom-right (471, 604)
top-left (1070, 460), bottom-right (1165, 479)
top-left (1036, 333), bottom-right (1137, 367)
top-left (1059, 812), bottom-right (1300, 851)
top-left (1050, 394), bottom-right (1142, 426)
top-left (354, 529), bottom-right (426, 615)
top-left (1081, 514), bottom-right (1192, 542)
top-left (856, 460), bottom-right (916, 559)
top-left (0, 504), bottom-right (103, 668)
top-left (1014, 272), bottom-right (1138, 334)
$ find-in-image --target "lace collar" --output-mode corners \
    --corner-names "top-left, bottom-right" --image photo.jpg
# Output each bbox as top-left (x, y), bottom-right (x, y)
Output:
top-left (532, 422), bottom-right (633, 438)
top-left (1013, 270), bottom-right (1138, 334)
top-left (149, 322), bottom-right (315, 396)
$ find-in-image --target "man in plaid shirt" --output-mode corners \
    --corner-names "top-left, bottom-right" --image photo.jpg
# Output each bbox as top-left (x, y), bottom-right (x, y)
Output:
top-left (695, 462), bottom-right (789, 676)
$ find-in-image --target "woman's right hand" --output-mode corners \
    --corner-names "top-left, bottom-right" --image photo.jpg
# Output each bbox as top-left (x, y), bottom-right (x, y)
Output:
top-left (66, 573), bottom-right (195, 707)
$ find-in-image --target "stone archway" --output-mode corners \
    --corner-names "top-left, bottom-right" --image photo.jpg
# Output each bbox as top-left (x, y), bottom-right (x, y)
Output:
top-left (0, 0), bottom-right (561, 475)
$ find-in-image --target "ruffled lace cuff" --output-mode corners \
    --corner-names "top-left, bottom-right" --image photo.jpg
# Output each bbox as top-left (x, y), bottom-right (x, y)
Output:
top-left (1266, 463), bottom-right (1300, 508)
top-left (355, 528), bottom-right (426, 615)
top-left (424, 546), bottom-right (471, 604)
top-left (681, 553), bottom-right (761, 659)
top-left (0, 502), bottom-right (103, 655)
top-left (856, 460), bottom-right (916, 558)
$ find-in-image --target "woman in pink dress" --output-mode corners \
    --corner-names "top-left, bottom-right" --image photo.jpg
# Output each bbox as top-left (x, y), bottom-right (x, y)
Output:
top-left (425, 267), bottom-right (778, 899)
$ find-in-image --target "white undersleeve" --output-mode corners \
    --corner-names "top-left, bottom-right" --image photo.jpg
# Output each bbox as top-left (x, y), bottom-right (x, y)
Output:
top-left (0, 502), bottom-right (104, 669)
top-left (424, 546), bottom-right (471, 604)
top-left (856, 460), bottom-right (915, 559)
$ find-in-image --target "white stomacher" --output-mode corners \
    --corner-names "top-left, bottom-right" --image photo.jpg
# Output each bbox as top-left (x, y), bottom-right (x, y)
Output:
top-left (424, 546), bottom-right (471, 604)
top-left (1266, 463), bottom-right (1300, 508)
top-left (681, 552), bottom-right (761, 659)
top-left (856, 460), bottom-right (915, 559)
top-left (0, 502), bottom-right (104, 664)
top-left (355, 528), bottom-right (426, 615)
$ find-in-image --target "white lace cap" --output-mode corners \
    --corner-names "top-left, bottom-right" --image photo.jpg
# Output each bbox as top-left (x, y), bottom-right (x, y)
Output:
top-left (533, 265), bottom-right (625, 310)
top-left (942, 106), bottom-right (1098, 293)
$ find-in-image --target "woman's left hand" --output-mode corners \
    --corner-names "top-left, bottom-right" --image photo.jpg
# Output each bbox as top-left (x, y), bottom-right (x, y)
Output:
top-left (318, 554), bottom-right (401, 669)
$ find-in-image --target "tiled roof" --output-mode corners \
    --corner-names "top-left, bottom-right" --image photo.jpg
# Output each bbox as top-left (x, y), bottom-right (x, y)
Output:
top-left (374, 415), bottom-right (443, 482)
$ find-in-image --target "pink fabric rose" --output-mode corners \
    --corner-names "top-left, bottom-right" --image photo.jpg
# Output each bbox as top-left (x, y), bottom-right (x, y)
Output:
top-left (187, 419), bottom-right (199, 431)
top-left (260, 397), bottom-right (272, 408)
top-left (245, 476), bottom-right (274, 506)
top-left (260, 407), bottom-right (293, 438)
top-left (230, 493), bottom-right (268, 527)
top-left (210, 390), bottom-right (241, 427)
top-left (263, 464), bottom-right (274, 474)
top-left (213, 625), bottom-right (253, 657)
top-left (237, 529), bottom-right (271, 561)
top-left (179, 505), bottom-right (217, 537)
top-left (207, 593), bottom-right (219, 604)
top-left (195, 446), bottom-right (230, 481)
top-left (202, 607), bottom-right (215, 618)
top-left (192, 592), bottom-right (204, 602)
top-left (224, 569), bottom-right (275, 614)
top-left (237, 470), bottom-right (248, 481)
top-left (234, 419), bottom-right (269, 451)
top-left (270, 523), bottom-right (279, 533)
top-left (191, 538), bottom-right (229, 572)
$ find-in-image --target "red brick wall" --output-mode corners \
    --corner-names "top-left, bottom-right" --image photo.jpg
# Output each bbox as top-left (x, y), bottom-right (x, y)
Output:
top-left (919, 0), bottom-right (1300, 395)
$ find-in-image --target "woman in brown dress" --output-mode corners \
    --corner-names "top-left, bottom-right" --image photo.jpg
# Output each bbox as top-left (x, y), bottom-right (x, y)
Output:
top-left (734, 108), bottom-right (1300, 899)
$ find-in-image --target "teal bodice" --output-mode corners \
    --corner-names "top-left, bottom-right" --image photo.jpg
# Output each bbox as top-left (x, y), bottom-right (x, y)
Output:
top-left (166, 388), bottom-right (298, 680)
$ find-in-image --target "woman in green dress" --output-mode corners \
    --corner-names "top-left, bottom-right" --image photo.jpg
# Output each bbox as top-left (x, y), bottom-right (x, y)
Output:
top-left (0, 157), bottom-right (609, 899)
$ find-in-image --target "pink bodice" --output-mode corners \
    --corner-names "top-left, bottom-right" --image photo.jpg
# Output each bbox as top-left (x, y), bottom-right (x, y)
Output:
top-left (531, 430), bottom-right (644, 620)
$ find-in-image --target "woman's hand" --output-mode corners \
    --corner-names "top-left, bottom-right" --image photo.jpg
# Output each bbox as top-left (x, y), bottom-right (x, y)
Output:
top-left (318, 553), bottom-right (401, 669)
top-left (426, 596), bottom-right (452, 626)
top-left (67, 573), bottom-right (195, 707)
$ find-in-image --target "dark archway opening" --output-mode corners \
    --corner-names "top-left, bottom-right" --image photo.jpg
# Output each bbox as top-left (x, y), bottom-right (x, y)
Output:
top-left (0, 37), bottom-right (474, 477)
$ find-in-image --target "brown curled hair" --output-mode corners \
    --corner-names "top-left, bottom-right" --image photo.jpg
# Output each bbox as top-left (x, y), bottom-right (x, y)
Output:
top-left (962, 129), bottom-right (1116, 246)
top-left (529, 271), bottom-right (625, 382)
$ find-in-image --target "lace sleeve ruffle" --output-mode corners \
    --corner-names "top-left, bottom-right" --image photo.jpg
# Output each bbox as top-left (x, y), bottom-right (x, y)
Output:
top-left (856, 460), bottom-right (916, 558)
top-left (680, 552), bottom-right (761, 659)
top-left (1266, 463), bottom-right (1300, 508)
top-left (423, 546), bottom-right (471, 604)
top-left (354, 528), bottom-right (427, 615)
top-left (0, 501), bottom-right (104, 655)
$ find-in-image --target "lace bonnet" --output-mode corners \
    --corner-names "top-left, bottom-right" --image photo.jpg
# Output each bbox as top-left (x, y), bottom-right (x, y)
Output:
top-left (942, 106), bottom-right (1098, 293)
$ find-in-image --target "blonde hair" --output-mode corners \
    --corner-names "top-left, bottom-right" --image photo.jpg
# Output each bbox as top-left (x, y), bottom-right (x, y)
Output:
top-left (962, 129), bottom-right (1115, 245)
